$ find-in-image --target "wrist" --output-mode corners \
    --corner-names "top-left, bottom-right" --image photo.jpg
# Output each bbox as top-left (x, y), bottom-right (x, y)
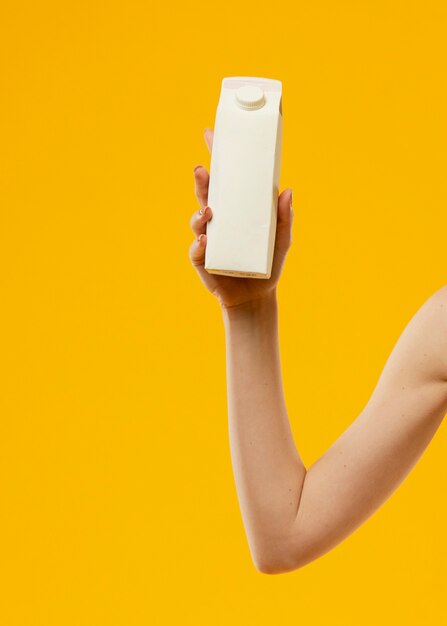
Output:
top-left (221, 290), bottom-right (278, 323)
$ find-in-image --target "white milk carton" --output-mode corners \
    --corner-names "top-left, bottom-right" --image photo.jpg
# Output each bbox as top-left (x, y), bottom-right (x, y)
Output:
top-left (204, 76), bottom-right (283, 279)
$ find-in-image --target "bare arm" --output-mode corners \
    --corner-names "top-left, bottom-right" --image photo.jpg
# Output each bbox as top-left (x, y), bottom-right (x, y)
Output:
top-left (222, 286), bottom-right (447, 574)
top-left (189, 127), bottom-right (447, 575)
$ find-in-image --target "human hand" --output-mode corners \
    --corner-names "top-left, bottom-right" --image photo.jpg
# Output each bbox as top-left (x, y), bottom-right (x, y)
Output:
top-left (189, 128), bottom-right (294, 310)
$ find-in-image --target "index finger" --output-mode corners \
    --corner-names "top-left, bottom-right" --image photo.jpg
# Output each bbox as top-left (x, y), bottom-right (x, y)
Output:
top-left (193, 166), bottom-right (209, 209)
top-left (192, 128), bottom-right (214, 208)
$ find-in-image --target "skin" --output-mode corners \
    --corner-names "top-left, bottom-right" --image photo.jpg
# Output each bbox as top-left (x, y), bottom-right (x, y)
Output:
top-left (188, 127), bottom-right (447, 575)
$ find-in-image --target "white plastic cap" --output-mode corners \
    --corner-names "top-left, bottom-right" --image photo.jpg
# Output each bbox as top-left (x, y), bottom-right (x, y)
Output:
top-left (234, 85), bottom-right (266, 110)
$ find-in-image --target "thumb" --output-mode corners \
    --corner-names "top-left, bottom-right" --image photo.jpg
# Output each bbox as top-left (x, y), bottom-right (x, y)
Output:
top-left (269, 188), bottom-right (294, 282)
top-left (276, 187), bottom-right (294, 247)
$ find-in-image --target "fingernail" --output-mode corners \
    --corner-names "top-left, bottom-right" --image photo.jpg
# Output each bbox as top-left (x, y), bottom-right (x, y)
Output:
top-left (290, 189), bottom-right (293, 208)
top-left (194, 165), bottom-right (202, 173)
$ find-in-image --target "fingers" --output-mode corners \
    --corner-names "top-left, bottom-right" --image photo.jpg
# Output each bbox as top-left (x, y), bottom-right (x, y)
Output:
top-left (189, 203), bottom-right (213, 237)
top-left (189, 159), bottom-right (213, 268)
top-left (193, 165), bottom-right (209, 209)
top-left (192, 128), bottom-right (214, 207)
top-left (190, 127), bottom-right (214, 270)
top-left (189, 232), bottom-right (207, 268)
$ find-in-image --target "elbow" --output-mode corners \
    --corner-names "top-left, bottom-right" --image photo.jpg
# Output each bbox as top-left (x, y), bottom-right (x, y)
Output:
top-left (251, 535), bottom-right (322, 574)
top-left (252, 555), bottom-right (280, 575)
top-left (254, 560), bottom-right (293, 575)
top-left (253, 537), bottom-right (343, 574)
top-left (252, 546), bottom-right (308, 576)
top-left (253, 555), bottom-right (305, 575)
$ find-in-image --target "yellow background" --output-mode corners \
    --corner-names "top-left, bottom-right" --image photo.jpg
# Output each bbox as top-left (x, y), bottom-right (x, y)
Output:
top-left (1, 1), bottom-right (447, 624)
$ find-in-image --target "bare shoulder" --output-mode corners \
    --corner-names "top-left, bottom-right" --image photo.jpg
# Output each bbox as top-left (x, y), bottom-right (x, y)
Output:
top-left (371, 285), bottom-right (447, 402)
top-left (359, 284), bottom-right (447, 428)
top-left (409, 285), bottom-right (447, 377)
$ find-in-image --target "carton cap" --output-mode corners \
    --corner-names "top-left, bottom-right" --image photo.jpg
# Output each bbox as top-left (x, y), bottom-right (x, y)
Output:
top-left (234, 85), bottom-right (265, 110)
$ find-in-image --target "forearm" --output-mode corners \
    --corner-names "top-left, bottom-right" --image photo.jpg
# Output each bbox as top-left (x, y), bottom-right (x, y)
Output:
top-left (222, 291), bottom-right (306, 573)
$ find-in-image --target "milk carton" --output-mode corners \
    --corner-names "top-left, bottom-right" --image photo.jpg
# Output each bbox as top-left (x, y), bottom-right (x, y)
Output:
top-left (204, 76), bottom-right (283, 279)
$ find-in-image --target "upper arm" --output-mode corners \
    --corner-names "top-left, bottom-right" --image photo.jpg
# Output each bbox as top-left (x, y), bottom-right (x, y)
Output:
top-left (282, 286), bottom-right (447, 572)
top-left (371, 285), bottom-right (447, 390)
